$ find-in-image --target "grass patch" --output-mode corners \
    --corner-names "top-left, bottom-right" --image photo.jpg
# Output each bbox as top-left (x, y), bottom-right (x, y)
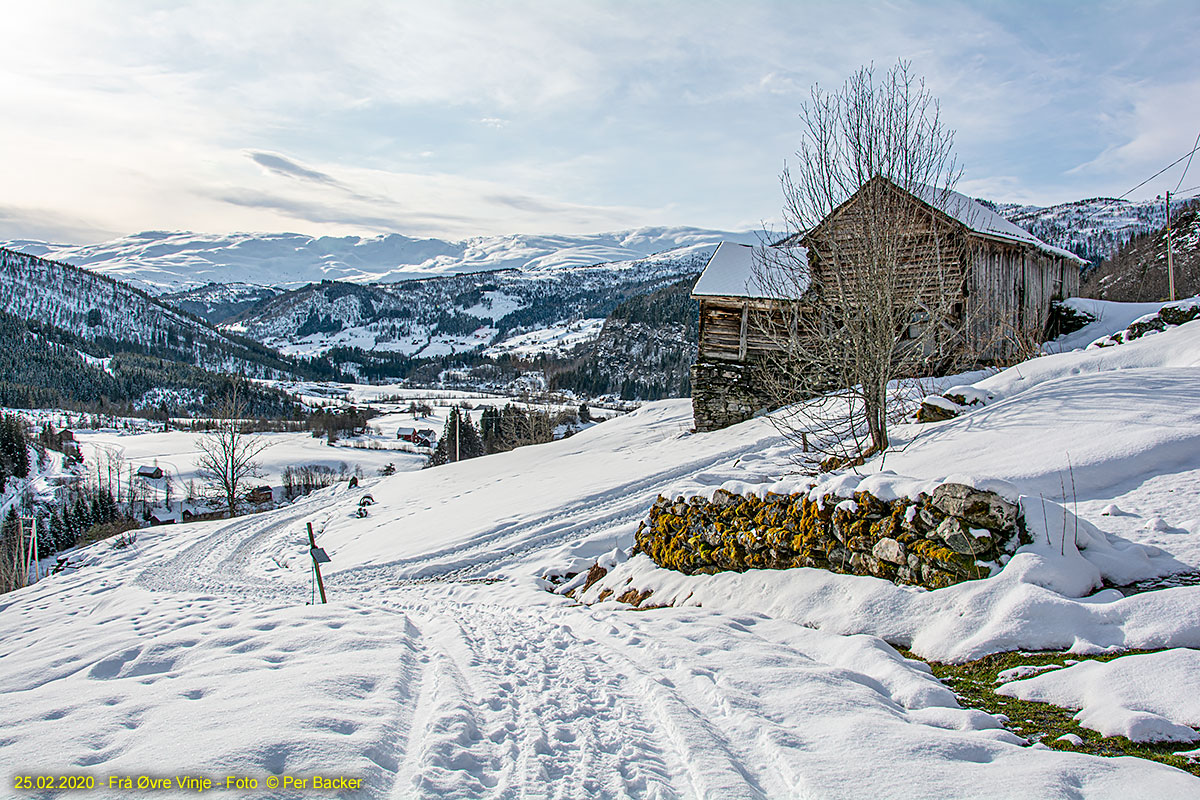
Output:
top-left (903, 649), bottom-right (1199, 777)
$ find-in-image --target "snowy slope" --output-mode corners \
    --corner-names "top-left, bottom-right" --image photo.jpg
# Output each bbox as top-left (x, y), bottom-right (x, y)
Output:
top-left (0, 248), bottom-right (309, 379)
top-left (5, 322), bottom-right (1200, 795)
top-left (2, 227), bottom-right (757, 294)
top-left (4, 398), bottom-right (1199, 797)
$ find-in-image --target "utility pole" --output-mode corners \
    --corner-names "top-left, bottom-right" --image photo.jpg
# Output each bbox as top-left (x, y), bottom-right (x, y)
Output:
top-left (26, 517), bottom-right (38, 585)
top-left (455, 410), bottom-right (460, 463)
top-left (1166, 191), bottom-right (1176, 301)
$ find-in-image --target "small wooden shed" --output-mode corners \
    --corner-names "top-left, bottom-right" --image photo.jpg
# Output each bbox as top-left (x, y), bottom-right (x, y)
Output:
top-left (691, 178), bottom-right (1086, 432)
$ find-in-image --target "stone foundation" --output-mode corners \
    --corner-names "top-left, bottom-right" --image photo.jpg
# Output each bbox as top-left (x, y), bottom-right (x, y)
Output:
top-left (691, 359), bottom-right (774, 432)
top-left (635, 483), bottom-right (1026, 589)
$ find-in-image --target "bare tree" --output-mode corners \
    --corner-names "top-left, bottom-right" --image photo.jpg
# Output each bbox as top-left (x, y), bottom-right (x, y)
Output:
top-left (754, 61), bottom-right (967, 465)
top-left (196, 384), bottom-right (270, 517)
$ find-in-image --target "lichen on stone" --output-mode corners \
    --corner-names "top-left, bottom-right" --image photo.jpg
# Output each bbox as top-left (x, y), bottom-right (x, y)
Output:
top-left (634, 483), bottom-right (1025, 589)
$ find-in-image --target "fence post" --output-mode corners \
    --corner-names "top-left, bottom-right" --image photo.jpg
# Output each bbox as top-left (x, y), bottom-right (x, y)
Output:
top-left (307, 522), bottom-right (328, 604)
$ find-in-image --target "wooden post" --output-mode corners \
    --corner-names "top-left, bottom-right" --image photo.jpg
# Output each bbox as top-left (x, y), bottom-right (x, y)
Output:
top-left (307, 522), bottom-right (327, 604)
top-left (738, 302), bottom-right (749, 361)
top-left (1166, 191), bottom-right (1176, 302)
top-left (14, 517), bottom-right (26, 590)
top-left (27, 518), bottom-right (38, 585)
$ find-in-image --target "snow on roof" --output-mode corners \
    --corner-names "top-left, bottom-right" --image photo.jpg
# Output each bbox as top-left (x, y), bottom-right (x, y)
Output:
top-left (909, 183), bottom-right (1087, 264)
top-left (691, 242), bottom-right (809, 300)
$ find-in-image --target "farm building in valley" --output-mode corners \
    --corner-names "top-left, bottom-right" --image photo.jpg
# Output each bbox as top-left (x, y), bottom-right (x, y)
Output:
top-left (397, 427), bottom-right (437, 448)
top-left (691, 177), bottom-right (1086, 432)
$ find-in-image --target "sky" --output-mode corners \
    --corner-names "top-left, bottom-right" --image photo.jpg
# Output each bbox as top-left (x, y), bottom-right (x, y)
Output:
top-left (2, 0), bottom-right (1199, 244)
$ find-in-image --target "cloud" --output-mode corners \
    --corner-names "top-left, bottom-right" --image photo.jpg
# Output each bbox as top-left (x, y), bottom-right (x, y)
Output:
top-left (214, 189), bottom-right (474, 233)
top-left (483, 194), bottom-right (570, 214)
top-left (0, 204), bottom-right (118, 245)
top-left (246, 151), bottom-right (344, 187)
top-left (2, 1), bottom-right (1199, 237)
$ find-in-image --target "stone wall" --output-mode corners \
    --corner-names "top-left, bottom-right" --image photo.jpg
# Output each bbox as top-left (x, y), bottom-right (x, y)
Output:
top-left (691, 359), bottom-right (774, 432)
top-left (635, 483), bottom-right (1026, 589)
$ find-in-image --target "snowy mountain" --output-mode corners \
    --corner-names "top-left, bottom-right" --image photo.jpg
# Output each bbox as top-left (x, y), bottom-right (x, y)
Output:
top-left (224, 245), bottom-right (714, 365)
top-left (1, 227), bottom-right (758, 295)
top-left (0, 248), bottom-right (324, 381)
top-left (990, 196), bottom-right (1168, 265)
top-left (160, 283), bottom-right (285, 325)
top-left (0, 198), bottom-right (1171, 299)
top-left (1083, 209), bottom-right (1200, 301)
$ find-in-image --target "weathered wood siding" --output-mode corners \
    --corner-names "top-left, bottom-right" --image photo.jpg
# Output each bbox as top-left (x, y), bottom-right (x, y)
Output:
top-left (697, 299), bottom-right (792, 362)
top-left (806, 194), bottom-right (967, 311)
top-left (963, 238), bottom-right (1079, 356)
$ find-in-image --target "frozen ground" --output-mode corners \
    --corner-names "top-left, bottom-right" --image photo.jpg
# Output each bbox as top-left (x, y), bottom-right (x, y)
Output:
top-left (70, 386), bottom-right (599, 492)
top-left (2, 309), bottom-right (1200, 797)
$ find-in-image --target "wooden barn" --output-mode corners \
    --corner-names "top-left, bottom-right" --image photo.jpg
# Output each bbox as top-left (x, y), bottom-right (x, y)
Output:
top-left (691, 177), bottom-right (1085, 432)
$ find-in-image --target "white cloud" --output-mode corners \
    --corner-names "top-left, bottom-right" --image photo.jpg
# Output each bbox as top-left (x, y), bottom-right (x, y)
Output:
top-left (0, 1), bottom-right (1198, 241)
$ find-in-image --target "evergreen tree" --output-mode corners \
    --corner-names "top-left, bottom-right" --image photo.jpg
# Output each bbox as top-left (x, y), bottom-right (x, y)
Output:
top-left (427, 408), bottom-right (485, 467)
top-left (0, 414), bottom-right (30, 488)
top-left (1, 508), bottom-right (19, 574)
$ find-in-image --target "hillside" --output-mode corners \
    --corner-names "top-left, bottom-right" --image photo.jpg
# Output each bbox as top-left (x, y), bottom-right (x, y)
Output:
top-left (2, 227), bottom-right (756, 294)
top-left (0, 248), bottom-right (332, 382)
top-left (223, 245), bottom-right (713, 370)
top-left (547, 276), bottom-right (700, 399)
top-left (990, 196), bottom-right (1166, 266)
top-left (1083, 209), bottom-right (1200, 301)
top-left (2, 301), bottom-right (1199, 796)
top-left (0, 308), bottom-right (300, 416)
top-left (159, 283), bottom-right (285, 325)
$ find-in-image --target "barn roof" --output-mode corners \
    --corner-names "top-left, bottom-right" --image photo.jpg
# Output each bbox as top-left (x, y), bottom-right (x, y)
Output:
top-left (691, 242), bottom-right (810, 300)
top-left (909, 183), bottom-right (1086, 264)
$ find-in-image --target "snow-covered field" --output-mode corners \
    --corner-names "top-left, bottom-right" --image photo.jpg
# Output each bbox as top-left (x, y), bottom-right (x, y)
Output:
top-left (68, 386), bottom-right (599, 493)
top-left (73, 428), bottom-right (424, 490)
top-left (2, 308), bottom-right (1200, 797)
top-left (483, 318), bottom-right (606, 358)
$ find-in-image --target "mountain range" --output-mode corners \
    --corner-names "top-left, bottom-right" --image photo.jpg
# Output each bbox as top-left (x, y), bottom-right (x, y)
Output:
top-left (2, 227), bottom-right (757, 295)
top-left (0, 196), bottom-right (1170, 297)
top-left (0, 193), bottom-right (1188, 405)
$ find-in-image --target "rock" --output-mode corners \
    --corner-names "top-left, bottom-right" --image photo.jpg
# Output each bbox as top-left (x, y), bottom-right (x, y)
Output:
top-left (916, 397), bottom-right (962, 423)
top-left (917, 506), bottom-right (940, 530)
top-left (1161, 304), bottom-right (1200, 327)
top-left (935, 517), bottom-right (991, 555)
top-left (710, 489), bottom-right (739, 507)
top-left (930, 483), bottom-right (1017, 531)
top-left (872, 537), bottom-right (907, 564)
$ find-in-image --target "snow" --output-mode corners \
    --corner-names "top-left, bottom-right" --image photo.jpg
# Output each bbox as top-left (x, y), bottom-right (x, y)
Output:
top-left (911, 183), bottom-right (1087, 263)
top-left (2, 227), bottom-right (758, 294)
top-left (690, 241), bottom-right (809, 299)
top-left (998, 650), bottom-right (1200, 743)
top-left (4, 300), bottom-right (1200, 794)
top-left (483, 318), bottom-right (606, 357)
top-left (1047, 297), bottom-right (1168, 352)
top-left (74, 429), bottom-right (421, 489)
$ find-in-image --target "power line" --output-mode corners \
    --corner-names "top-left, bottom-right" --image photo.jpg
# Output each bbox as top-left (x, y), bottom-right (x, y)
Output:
top-left (1118, 140), bottom-right (1200, 202)
top-left (1068, 141), bottom-right (1200, 230)
top-left (1174, 127), bottom-right (1200, 193)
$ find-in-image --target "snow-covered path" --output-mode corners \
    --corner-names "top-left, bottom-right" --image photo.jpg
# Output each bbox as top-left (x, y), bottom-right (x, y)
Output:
top-left (4, 377), bottom-right (1200, 796)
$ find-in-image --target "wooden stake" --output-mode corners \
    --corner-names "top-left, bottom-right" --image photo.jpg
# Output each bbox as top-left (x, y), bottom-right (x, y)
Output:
top-left (307, 522), bottom-right (327, 604)
top-left (1166, 191), bottom-right (1176, 302)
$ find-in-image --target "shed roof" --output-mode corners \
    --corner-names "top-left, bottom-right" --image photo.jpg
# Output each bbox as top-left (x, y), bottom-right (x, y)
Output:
top-left (691, 242), bottom-right (810, 300)
top-left (909, 183), bottom-right (1086, 264)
